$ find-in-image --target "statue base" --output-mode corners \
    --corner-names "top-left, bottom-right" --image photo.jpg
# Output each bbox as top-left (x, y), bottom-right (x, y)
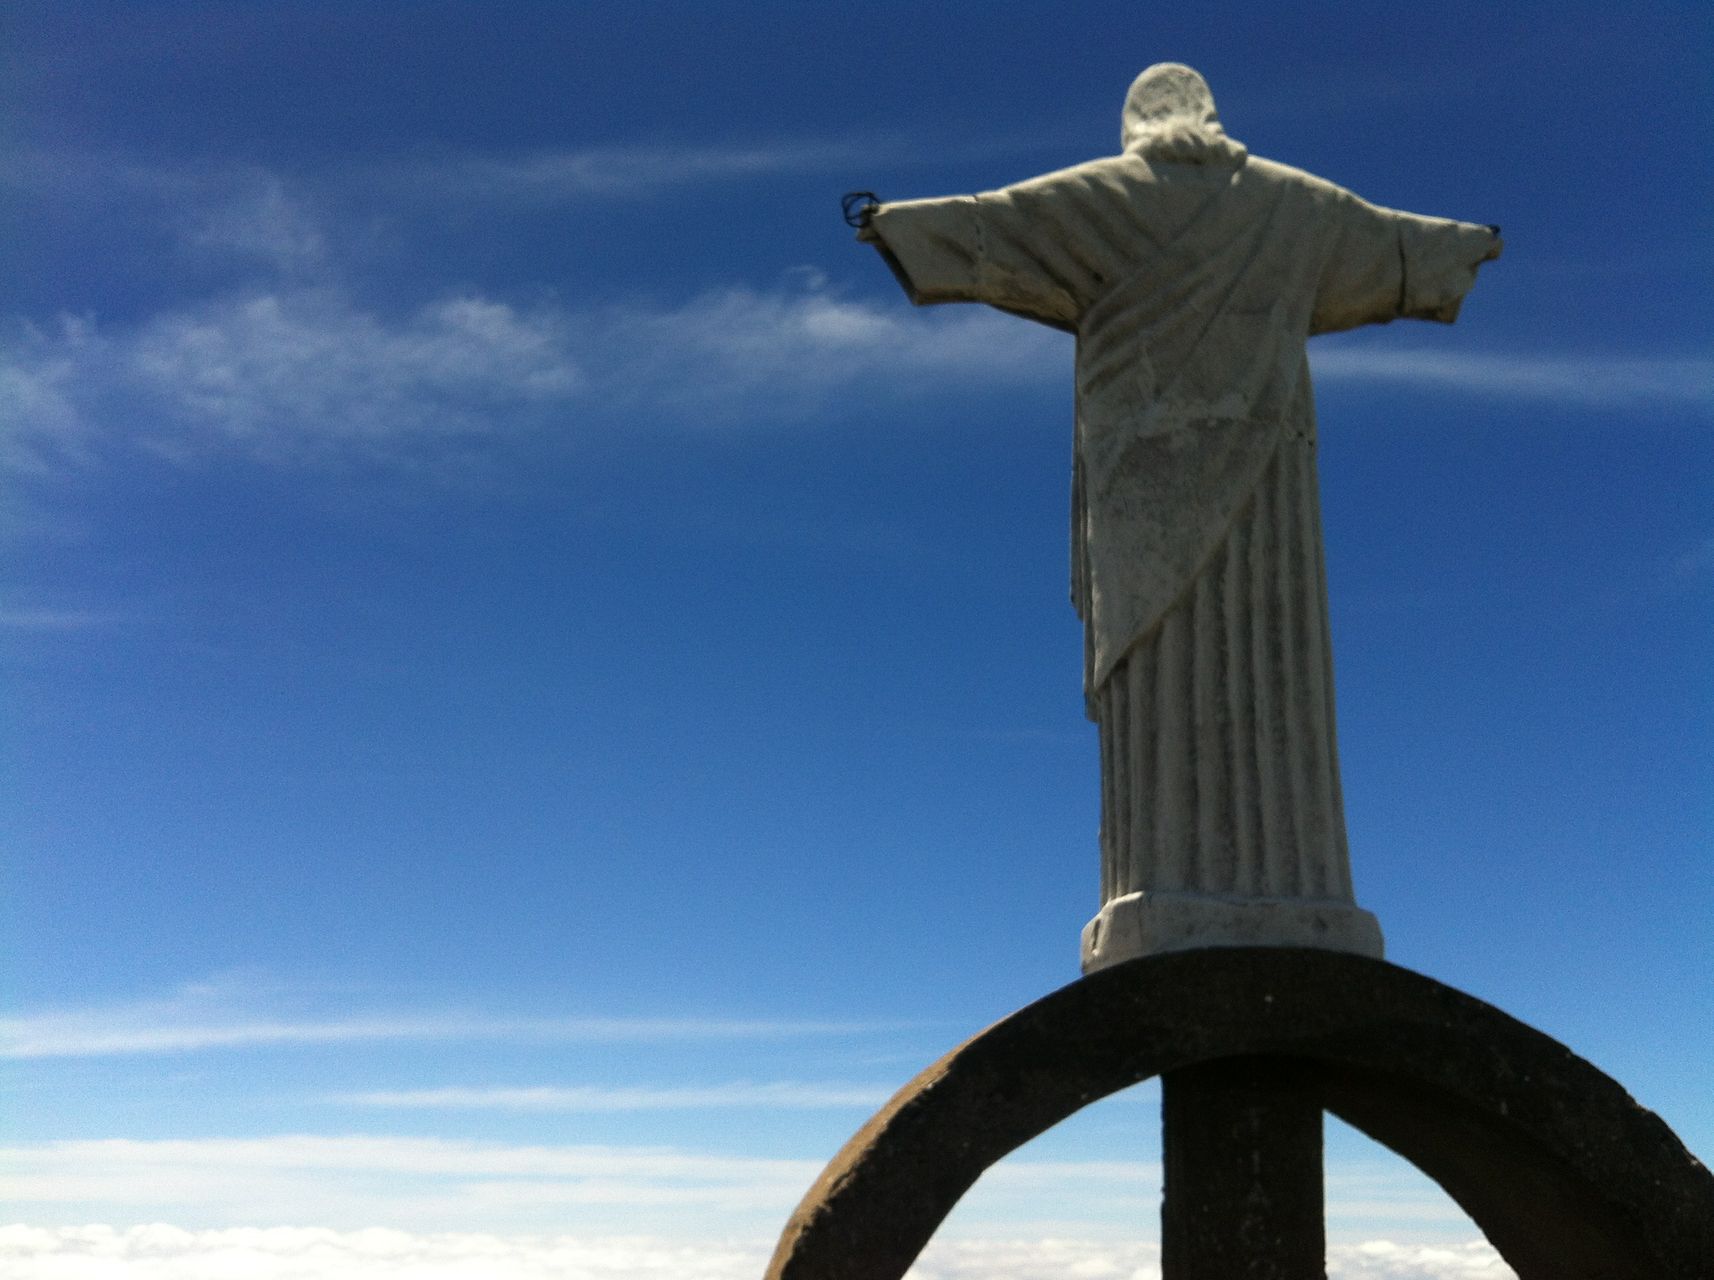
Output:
top-left (1081, 891), bottom-right (1384, 972)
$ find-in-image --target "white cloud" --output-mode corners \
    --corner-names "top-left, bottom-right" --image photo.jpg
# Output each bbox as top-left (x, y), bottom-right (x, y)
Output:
top-left (2, 274), bottom-right (1064, 473)
top-left (912, 1237), bottom-right (1163, 1280)
top-left (12, 150), bottom-right (1702, 489)
top-left (177, 171), bottom-right (330, 275)
top-left (11, 156), bottom-right (1700, 478)
top-left (0, 1224), bottom-right (1515, 1280)
top-left (0, 978), bottom-right (905, 1059)
top-left (15, 279), bottom-right (1704, 478)
top-left (0, 321), bottom-right (96, 475)
top-left (1311, 346), bottom-right (1714, 408)
top-left (3, 153), bottom-right (1062, 474)
top-left (1327, 1240), bottom-right (1516, 1279)
top-left (125, 289), bottom-right (582, 463)
top-left (0, 1013), bottom-right (889, 1058)
top-left (2, 1012), bottom-right (492, 1058)
top-left (3, 137), bottom-right (865, 221)
top-left (3, 1135), bottom-right (806, 1182)
top-left (913, 1236), bottom-right (1515, 1280)
top-left (594, 281), bottom-right (1066, 415)
top-left (0, 1224), bottom-right (772, 1280)
top-left (409, 140), bottom-right (871, 202)
top-left (1, 293), bottom-right (577, 473)
top-left (333, 1082), bottom-right (890, 1112)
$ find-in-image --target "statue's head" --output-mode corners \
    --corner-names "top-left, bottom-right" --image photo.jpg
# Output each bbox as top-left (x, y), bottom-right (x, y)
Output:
top-left (1121, 63), bottom-right (1246, 167)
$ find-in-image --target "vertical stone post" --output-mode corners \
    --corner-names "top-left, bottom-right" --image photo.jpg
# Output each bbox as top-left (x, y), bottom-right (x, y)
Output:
top-left (1161, 1056), bottom-right (1326, 1280)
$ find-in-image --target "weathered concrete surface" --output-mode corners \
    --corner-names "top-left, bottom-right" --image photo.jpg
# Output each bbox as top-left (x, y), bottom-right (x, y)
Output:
top-left (764, 948), bottom-right (1713, 1280)
top-left (1083, 891), bottom-right (1383, 971)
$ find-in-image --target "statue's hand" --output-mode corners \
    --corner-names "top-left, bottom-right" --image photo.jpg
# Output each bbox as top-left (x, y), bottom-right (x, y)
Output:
top-left (842, 191), bottom-right (880, 234)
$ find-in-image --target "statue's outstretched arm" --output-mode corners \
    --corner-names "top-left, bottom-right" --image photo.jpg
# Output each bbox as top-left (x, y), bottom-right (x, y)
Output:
top-left (1312, 196), bottom-right (1502, 334)
top-left (855, 191), bottom-right (1081, 329)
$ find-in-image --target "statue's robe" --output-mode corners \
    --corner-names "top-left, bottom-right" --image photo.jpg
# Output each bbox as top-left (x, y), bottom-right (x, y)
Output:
top-left (866, 153), bottom-right (1495, 908)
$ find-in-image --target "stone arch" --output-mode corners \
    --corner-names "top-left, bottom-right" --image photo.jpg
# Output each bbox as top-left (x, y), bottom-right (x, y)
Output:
top-left (765, 948), bottom-right (1712, 1280)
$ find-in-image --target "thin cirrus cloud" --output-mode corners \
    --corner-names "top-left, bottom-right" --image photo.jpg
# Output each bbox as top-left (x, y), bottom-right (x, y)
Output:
top-left (1311, 346), bottom-right (1714, 409)
top-left (4, 137), bottom-right (880, 205)
top-left (0, 978), bottom-right (906, 1059)
top-left (0, 1012), bottom-right (898, 1059)
top-left (0, 606), bottom-right (126, 630)
top-left (332, 1082), bottom-right (891, 1112)
top-left (0, 1133), bottom-right (820, 1185)
top-left (393, 139), bottom-right (881, 203)
top-left (0, 1135), bottom-right (821, 1233)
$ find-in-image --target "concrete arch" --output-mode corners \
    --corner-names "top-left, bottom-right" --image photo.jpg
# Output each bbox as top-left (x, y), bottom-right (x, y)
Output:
top-left (765, 948), bottom-right (1712, 1280)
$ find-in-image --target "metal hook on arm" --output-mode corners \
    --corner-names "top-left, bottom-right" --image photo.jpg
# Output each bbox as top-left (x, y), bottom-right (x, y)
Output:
top-left (842, 191), bottom-right (880, 229)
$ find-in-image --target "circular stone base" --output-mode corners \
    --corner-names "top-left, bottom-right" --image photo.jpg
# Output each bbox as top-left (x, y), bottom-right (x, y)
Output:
top-left (1081, 891), bottom-right (1385, 971)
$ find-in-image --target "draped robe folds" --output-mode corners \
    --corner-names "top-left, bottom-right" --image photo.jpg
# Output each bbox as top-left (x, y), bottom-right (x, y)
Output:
top-left (865, 153), bottom-right (1497, 944)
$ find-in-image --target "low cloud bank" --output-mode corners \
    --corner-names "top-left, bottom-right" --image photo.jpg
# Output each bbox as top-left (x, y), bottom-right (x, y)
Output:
top-left (5, 1133), bottom-right (1474, 1244)
top-left (0, 1224), bottom-right (1514, 1280)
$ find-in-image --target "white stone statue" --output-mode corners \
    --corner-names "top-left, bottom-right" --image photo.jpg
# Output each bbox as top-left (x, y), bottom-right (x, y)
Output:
top-left (856, 63), bottom-right (1501, 970)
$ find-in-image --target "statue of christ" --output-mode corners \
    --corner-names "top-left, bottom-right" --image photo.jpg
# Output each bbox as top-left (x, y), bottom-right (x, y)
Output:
top-left (854, 63), bottom-right (1501, 968)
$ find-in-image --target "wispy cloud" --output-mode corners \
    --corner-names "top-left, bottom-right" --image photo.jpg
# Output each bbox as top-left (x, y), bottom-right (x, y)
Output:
top-left (0, 1012), bottom-right (892, 1059)
top-left (10, 158), bottom-right (1701, 481)
top-left (0, 978), bottom-right (903, 1059)
top-left (1668, 532), bottom-right (1714, 585)
top-left (1311, 346), bottom-right (1714, 408)
top-left (0, 324), bottom-right (92, 475)
top-left (3, 137), bottom-right (879, 207)
top-left (126, 288), bottom-right (582, 462)
top-left (2, 275), bottom-right (1064, 474)
top-left (176, 170), bottom-right (331, 276)
top-left (396, 139), bottom-right (876, 203)
top-left (1, 158), bottom-right (1070, 474)
top-left (333, 1082), bottom-right (890, 1111)
top-left (0, 606), bottom-right (125, 631)
top-left (0, 1134), bottom-right (816, 1183)
top-left (15, 278), bottom-right (1703, 479)
top-left (593, 273), bottom-right (1065, 414)
top-left (0, 1223), bottom-right (1514, 1279)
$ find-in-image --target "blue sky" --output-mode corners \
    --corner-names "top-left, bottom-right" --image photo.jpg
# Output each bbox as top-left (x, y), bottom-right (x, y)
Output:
top-left (2, 2), bottom-right (1710, 1276)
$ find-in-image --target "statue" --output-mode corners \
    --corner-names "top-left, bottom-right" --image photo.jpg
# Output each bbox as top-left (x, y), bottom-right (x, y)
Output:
top-left (854, 64), bottom-right (1501, 969)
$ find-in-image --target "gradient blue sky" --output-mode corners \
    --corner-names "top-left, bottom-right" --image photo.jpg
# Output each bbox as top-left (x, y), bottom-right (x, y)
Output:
top-left (3, 2), bottom-right (1710, 1276)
